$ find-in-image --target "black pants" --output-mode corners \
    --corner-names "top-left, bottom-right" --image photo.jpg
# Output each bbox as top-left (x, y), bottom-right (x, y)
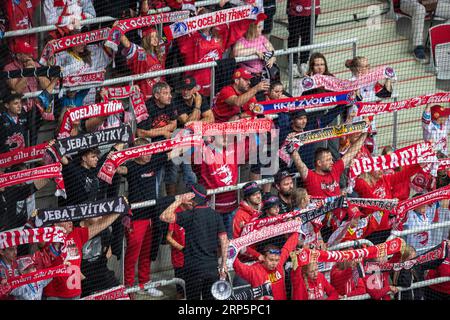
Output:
top-left (174, 267), bottom-right (186, 295)
top-left (183, 265), bottom-right (219, 300)
top-left (287, 15), bottom-right (318, 64)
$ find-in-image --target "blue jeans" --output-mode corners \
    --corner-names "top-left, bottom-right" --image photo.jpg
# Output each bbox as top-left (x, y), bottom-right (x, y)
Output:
top-left (221, 210), bottom-right (236, 239)
top-left (164, 161), bottom-right (198, 187)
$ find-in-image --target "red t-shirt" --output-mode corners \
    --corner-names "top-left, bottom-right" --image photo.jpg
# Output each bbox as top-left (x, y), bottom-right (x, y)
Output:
top-left (168, 208), bottom-right (186, 269)
top-left (44, 227), bottom-right (89, 298)
top-left (211, 85), bottom-right (256, 123)
top-left (305, 159), bottom-right (344, 197)
top-left (426, 258), bottom-right (450, 294)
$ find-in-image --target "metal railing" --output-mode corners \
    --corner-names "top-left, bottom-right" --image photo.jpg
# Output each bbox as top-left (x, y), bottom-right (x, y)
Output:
top-left (23, 38), bottom-right (358, 100)
top-left (388, 221), bottom-right (450, 240)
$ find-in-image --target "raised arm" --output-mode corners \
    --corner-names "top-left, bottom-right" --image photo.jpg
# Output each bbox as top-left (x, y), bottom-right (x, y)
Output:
top-left (292, 150), bottom-right (309, 180)
top-left (342, 131), bottom-right (368, 168)
top-left (88, 213), bottom-right (120, 239)
top-left (159, 193), bottom-right (195, 223)
top-left (225, 81), bottom-right (269, 108)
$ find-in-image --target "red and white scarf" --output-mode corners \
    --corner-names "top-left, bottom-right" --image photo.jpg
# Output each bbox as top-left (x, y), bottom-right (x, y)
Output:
top-left (0, 163), bottom-right (65, 197)
top-left (394, 185), bottom-right (450, 229)
top-left (105, 86), bottom-right (149, 123)
top-left (39, 28), bottom-right (111, 65)
top-left (0, 143), bottom-right (48, 168)
top-left (298, 66), bottom-right (396, 93)
top-left (97, 134), bottom-right (204, 184)
top-left (356, 92), bottom-right (450, 116)
top-left (291, 237), bottom-right (405, 270)
top-left (58, 100), bottom-right (124, 137)
top-left (82, 285), bottom-right (130, 300)
top-left (0, 264), bottom-right (70, 296)
top-left (62, 70), bottom-right (105, 88)
top-left (0, 227), bottom-right (66, 250)
top-left (164, 5), bottom-right (263, 40)
top-left (347, 142), bottom-right (436, 192)
top-left (186, 118), bottom-right (273, 136)
top-left (105, 11), bottom-right (191, 52)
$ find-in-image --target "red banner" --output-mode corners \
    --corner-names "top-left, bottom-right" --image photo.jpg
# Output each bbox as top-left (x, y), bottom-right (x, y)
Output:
top-left (62, 70), bottom-right (105, 88)
top-left (105, 85), bottom-right (149, 123)
top-left (0, 227), bottom-right (66, 250)
top-left (82, 285), bottom-right (130, 300)
top-left (186, 118), bottom-right (273, 136)
top-left (0, 143), bottom-right (48, 168)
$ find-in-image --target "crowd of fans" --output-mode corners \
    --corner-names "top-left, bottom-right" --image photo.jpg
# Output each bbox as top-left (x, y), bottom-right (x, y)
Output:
top-left (0, 0), bottom-right (449, 301)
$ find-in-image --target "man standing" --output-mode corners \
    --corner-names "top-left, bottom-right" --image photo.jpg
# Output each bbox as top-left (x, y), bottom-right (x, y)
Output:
top-left (137, 81), bottom-right (178, 196)
top-left (160, 183), bottom-right (229, 300)
top-left (273, 170), bottom-right (295, 214)
top-left (212, 68), bottom-right (270, 123)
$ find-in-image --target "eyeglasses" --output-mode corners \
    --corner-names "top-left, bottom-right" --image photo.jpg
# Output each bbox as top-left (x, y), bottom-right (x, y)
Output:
top-left (267, 249), bottom-right (281, 255)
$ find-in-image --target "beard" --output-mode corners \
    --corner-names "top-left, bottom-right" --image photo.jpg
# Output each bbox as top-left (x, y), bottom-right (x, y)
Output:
top-left (280, 188), bottom-right (293, 197)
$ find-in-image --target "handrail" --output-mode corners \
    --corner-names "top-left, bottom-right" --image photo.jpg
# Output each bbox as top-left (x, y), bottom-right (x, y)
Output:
top-left (23, 38), bottom-right (358, 99)
top-left (328, 239), bottom-right (375, 251)
top-left (388, 221), bottom-right (450, 241)
top-left (3, 0), bottom-right (221, 39)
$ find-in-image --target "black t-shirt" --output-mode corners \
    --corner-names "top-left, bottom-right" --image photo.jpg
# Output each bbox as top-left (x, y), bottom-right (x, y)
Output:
top-left (278, 196), bottom-right (293, 215)
top-left (176, 205), bottom-right (226, 269)
top-left (0, 184), bottom-right (37, 231)
top-left (0, 112), bottom-right (28, 153)
top-left (125, 153), bottom-right (168, 220)
top-left (61, 161), bottom-right (100, 206)
top-left (137, 98), bottom-right (178, 142)
top-left (173, 94), bottom-right (210, 127)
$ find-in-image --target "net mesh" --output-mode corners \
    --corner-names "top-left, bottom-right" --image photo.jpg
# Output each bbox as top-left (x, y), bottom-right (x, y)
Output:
top-left (0, 0), bottom-right (449, 301)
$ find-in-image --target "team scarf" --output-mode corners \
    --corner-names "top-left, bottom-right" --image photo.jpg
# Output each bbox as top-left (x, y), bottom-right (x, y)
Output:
top-left (0, 143), bottom-right (48, 168)
top-left (251, 91), bottom-right (356, 115)
top-left (186, 118), bottom-right (273, 136)
top-left (105, 11), bottom-right (191, 52)
top-left (0, 163), bottom-right (65, 197)
top-left (0, 264), bottom-right (70, 296)
top-left (290, 237), bottom-right (406, 270)
top-left (241, 196), bottom-right (347, 236)
top-left (51, 124), bottom-right (133, 160)
top-left (279, 121), bottom-right (367, 166)
top-left (39, 28), bottom-right (111, 65)
top-left (0, 227), bottom-right (66, 250)
top-left (311, 196), bottom-right (399, 212)
top-left (81, 285), bottom-right (130, 300)
top-left (105, 86), bottom-right (149, 123)
top-left (164, 5), bottom-right (263, 40)
top-left (347, 142), bottom-right (436, 192)
top-left (394, 185), bottom-right (450, 229)
top-left (33, 196), bottom-right (130, 227)
top-left (227, 218), bottom-right (302, 267)
top-left (62, 70), bottom-right (105, 88)
top-left (298, 66), bottom-right (397, 93)
top-left (364, 241), bottom-right (448, 272)
top-left (97, 134), bottom-right (204, 184)
top-left (356, 91), bottom-right (450, 116)
top-left (58, 100), bottom-right (124, 137)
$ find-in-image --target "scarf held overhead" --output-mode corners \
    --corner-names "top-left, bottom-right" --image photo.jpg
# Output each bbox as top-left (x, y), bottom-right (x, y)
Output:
top-left (0, 227), bottom-right (66, 250)
top-left (59, 100), bottom-right (124, 136)
top-left (164, 5), bottom-right (263, 40)
top-left (105, 11), bottom-right (191, 52)
top-left (356, 92), bottom-right (450, 116)
top-left (39, 28), bottom-right (111, 65)
top-left (62, 70), bottom-right (105, 88)
top-left (33, 197), bottom-right (130, 227)
top-left (0, 163), bottom-right (65, 197)
top-left (186, 118), bottom-right (273, 136)
top-left (97, 134), bottom-right (204, 184)
top-left (105, 86), bottom-right (149, 123)
top-left (298, 66), bottom-right (396, 93)
top-left (252, 91), bottom-right (356, 115)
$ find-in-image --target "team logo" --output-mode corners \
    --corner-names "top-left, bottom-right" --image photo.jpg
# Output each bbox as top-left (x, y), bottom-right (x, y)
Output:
top-left (252, 104), bottom-right (264, 114)
top-left (138, 51), bottom-right (146, 61)
top-left (173, 22), bottom-right (188, 35)
top-left (5, 133), bottom-right (25, 150)
top-left (296, 5), bottom-right (304, 12)
top-left (384, 67), bottom-right (396, 79)
top-left (346, 91), bottom-right (357, 104)
top-left (228, 245), bottom-right (237, 259)
top-left (103, 162), bottom-right (115, 174)
top-left (301, 77), bottom-right (314, 90)
top-left (111, 29), bottom-right (121, 42)
top-left (251, 6), bottom-right (260, 14)
top-left (388, 239), bottom-right (400, 252)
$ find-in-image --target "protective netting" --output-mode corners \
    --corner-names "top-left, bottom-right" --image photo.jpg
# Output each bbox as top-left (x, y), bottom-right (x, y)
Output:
top-left (0, 0), bottom-right (449, 301)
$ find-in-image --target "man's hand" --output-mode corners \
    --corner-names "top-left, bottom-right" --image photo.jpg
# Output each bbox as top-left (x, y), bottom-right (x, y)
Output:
top-left (218, 265), bottom-right (228, 280)
top-left (176, 192), bottom-right (196, 204)
top-left (255, 80), bottom-right (270, 92)
top-left (389, 286), bottom-right (399, 294)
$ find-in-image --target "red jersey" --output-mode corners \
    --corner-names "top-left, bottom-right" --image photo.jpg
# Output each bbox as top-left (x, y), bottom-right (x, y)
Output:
top-left (4, 0), bottom-right (39, 59)
top-left (291, 270), bottom-right (339, 300)
top-left (232, 201), bottom-right (262, 261)
top-left (44, 227), bottom-right (89, 298)
top-left (177, 20), bottom-right (253, 96)
top-left (212, 85), bottom-right (256, 123)
top-left (425, 258), bottom-right (450, 294)
top-left (122, 42), bottom-right (167, 100)
top-left (197, 143), bottom-right (238, 213)
top-left (232, 233), bottom-right (298, 300)
top-left (363, 271), bottom-right (392, 300)
top-left (330, 265), bottom-right (366, 297)
top-left (168, 208), bottom-right (186, 269)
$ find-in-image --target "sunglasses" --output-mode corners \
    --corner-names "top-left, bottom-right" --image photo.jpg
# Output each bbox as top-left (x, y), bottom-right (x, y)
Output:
top-left (267, 249), bottom-right (281, 255)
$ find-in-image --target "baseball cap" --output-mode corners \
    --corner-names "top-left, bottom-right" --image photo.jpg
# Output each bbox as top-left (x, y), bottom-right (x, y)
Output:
top-left (180, 76), bottom-right (197, 90)
top-left (17, 255), bottom-right (36, 273)
top-left (274, 170), bottom-right (294, 185)
top-left (262, 195), bottom-right (280, 211)
top-left (242, 181), bottom-right (261, 198)
top-left (190, 183), bottom-right (208, 204)
top-left (14, 41), bottom-right (34, 55)
top-left (232, 68), bottom-right (253, 80)
top-left (430, 105), bottom-right (450, 121)
top-left (291, 109), bottom-right (307, 120)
